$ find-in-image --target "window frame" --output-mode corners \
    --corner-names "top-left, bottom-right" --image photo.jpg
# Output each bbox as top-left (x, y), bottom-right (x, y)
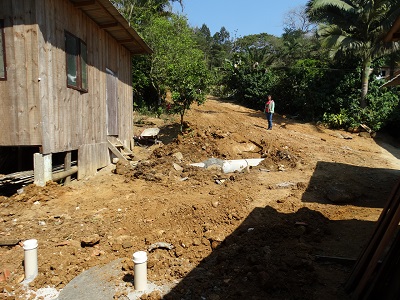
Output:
top-left (0, 19), bottom-right (7, 81)
top-left (65, 31), bottom-right (87, 92)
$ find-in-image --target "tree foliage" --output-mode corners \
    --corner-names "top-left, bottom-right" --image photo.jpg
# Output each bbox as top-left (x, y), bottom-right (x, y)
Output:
top-left (306, 0), bottom-right (400, 107)
top-left (111, 0), bottom-right (182, 29)
top-left (144, 15), bottom-right (210, 130)
top-left (113, 0), bottom-right (400, 134)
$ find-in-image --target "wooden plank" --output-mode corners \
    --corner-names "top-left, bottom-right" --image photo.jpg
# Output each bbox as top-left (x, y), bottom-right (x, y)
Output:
top-left (99, 22), bottom-right (119, 29)
top-left (24, 0), bottom-right (41, 145)
top-left (64, 151), bottom-right (72, 184)
top-left (27, 21), bottom-right (41, 144)
top-left (15, 1), bottom-right (29, 143)
top-left (0, 1), bottom-right (11, 144)
top-left (52, 165), bottom-right (77, 182)
top-left (106, 68), bottom-right (118, 135)
top-left (77, 143), bottom-right (109, 179)
top-left (353, 196), bottom-right (400, 298)
top-left (107, 139), bottom-right (128, 163)
top-left (37, 0), bottom-right (52, 153)
top-left (99, 30), bottom-right (106, 142)
top-left (56, 0), bottom-right (66, 152)
top-left (364, 230), bottom-right (400, 299)
top-left (346, 178), bottom-right (400, 295)
top-left (4, 1), bottom-right (19, 145)
top-left (48, 0), bottom-right (59, 152)
top-left (73, 0), bottom-right (96, 7)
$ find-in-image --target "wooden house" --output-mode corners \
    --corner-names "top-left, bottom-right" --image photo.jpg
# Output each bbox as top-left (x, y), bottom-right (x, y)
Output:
top-left (0, 0), bottom-right (151, 186)
top-left (382, 16), bottom-right (400, 87)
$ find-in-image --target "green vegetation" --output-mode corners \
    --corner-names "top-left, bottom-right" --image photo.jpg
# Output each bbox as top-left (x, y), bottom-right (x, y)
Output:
top-left (145, 15), bottom-right (210, 130)
top-left (307, 0), bottom-right (400, 108)
top-left (112, 0), bottom-right (400, 134)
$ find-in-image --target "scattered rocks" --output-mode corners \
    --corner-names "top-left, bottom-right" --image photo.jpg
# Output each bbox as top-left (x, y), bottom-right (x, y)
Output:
top-left (81, 234), bottom-right (100, 247)
top-left (112, 235), bottom-right (134, 251)
top-left (0, 268), bottom-right (11, 282)
top-left (211, 201), bottom-right (219, 208)
top-left (276, 182), bottom-right (296, 189)
top-left (173, 163), bottom-right (183, 171)
top-left (172, 152), bottom-right (183, 162)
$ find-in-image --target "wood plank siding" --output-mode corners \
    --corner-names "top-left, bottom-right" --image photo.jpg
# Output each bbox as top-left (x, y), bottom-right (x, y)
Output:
top-left (0, 0), bottom-right (41, 145)
top-left (0, 0), bottom-right (148, 177)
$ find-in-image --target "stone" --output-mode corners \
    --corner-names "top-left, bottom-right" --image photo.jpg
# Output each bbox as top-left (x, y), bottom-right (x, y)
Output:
top-left (172, 152), bottom-right (183, 162)
top-left (81, 234), bottom-right (100, 247)
top-left (173, 163), bottom-right (183, 171)
top-left (211, 201), bottom-right (219, 208)
top-left (192, 238), bottom-right (201, 246)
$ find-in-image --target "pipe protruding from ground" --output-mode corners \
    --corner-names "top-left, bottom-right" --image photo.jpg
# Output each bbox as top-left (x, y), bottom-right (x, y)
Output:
top-left (23, 239), bottom-right (38, 282)
top-left (133, 251), bottom-right (148, 291)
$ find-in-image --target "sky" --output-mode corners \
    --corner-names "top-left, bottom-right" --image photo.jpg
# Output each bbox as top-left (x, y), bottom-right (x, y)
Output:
top-left (172, 0), bottom-right (309, 38)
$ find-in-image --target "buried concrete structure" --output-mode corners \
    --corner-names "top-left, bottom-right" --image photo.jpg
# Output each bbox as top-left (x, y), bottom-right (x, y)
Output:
top-left (57, 259), bottom-right (175, 300)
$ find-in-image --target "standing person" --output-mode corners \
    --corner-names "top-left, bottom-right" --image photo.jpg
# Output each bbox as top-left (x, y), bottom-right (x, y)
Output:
top-left (264, 95), bottom-right (275, 130)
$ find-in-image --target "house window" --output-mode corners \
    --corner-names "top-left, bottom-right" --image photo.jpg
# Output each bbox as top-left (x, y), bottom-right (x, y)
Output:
top-left (0, 19), bottom-right (6, 80)
top-left (65, 31), bottom-right (87, 92)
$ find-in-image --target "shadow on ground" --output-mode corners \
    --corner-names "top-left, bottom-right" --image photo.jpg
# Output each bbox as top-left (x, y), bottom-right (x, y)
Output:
top-left (162, 205), bottom-right (375, 300)
top-left (373, 133), bottom-right (400, 160)
top-left (302, 161), bottom-right (400, 209)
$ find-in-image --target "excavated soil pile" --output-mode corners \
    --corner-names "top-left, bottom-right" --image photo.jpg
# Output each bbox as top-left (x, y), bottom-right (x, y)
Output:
top-left (1, 97), bottom-right (400, 299)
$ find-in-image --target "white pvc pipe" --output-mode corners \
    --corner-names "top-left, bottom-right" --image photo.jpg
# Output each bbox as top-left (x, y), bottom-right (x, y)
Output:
top-left (23, 239), bottom-right (38, 282)
top-left (222, 158), bottom-right (264, 173)
top-left (133, 251), bottom-right (147, 291)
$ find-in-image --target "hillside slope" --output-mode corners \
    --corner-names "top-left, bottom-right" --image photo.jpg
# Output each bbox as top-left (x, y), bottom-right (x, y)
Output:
top-left (1, 97), bottom-right (400, 299)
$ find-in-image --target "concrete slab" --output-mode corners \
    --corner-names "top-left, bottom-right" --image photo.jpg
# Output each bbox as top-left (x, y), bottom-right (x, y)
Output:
top-left (57, 259), bottom-right (122, 300)
top-left (56, 259), bottom-right (177, 300)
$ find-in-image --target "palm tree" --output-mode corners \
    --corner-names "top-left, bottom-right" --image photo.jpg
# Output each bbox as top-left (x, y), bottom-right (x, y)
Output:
top-left (306, 0), bottom-right (400, 108)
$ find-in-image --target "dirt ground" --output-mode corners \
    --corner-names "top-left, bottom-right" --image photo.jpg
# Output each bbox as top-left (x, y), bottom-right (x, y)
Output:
top-left (1, 97), bottom-right (400, 299)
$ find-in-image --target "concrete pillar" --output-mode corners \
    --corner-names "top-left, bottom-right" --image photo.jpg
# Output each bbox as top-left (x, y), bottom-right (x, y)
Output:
top-left (33, 153), bottom-right (52, 187)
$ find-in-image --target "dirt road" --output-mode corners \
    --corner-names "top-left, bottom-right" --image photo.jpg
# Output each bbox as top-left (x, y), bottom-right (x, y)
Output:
top-left (1, 97), bottom-right (400, 299)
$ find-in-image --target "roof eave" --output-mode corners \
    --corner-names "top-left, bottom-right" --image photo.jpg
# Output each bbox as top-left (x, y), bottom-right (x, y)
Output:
top-left (70, 0), bottom-right (152, 55)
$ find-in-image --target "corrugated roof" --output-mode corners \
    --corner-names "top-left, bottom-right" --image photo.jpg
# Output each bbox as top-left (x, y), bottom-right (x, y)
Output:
top-left (69, 0), bottom-right (152, 54)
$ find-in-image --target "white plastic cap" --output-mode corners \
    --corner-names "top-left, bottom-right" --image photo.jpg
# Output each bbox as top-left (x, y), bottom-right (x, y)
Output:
top-left (133, 251), bottom-right (147, 264)
top-left (23, 239), bottom-right (38, 250)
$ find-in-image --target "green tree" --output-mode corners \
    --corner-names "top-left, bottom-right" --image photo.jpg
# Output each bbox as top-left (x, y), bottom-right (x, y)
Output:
top-left (111, 0), bottom-right (182, 28)
top-left (278, 28), bottom-right (324, 66)
top-left (234, 33), bottom-right (282, 67)
top-left (306, 0), bottom-right (400, 108)
top-left (193, 24), bottom-right (213, 68)
top-left (145, 15), bottom-right (210, 131)
top-left (210, 27), bottom-right (233, 69)
top-left (224, 51), bottom-right (279, 109)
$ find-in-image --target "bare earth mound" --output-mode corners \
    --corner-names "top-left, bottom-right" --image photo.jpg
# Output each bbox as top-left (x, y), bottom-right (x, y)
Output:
top-left (1, 97), bottom-right (400, 299)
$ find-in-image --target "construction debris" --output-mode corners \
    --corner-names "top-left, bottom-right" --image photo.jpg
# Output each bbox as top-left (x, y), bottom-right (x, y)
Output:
top-left (134, 128), bottom-right (161, 145)
top-left (148, 242), bottom-right (174, 252)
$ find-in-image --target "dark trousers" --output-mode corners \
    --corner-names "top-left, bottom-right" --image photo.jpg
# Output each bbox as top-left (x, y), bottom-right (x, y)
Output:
top-left (266, 112), bottom-right (273, 129)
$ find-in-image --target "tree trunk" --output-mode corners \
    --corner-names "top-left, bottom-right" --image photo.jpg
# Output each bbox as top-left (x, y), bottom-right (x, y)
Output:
top-left (180, 111), bottom-right (184, 132)
top-left (360, 57), bottom-right (371, 108)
